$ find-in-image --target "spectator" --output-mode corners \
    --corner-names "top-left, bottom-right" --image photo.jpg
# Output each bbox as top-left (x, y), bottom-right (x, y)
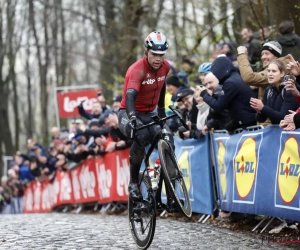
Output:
top-left (174, 88), bottom-right (199, 139)
top-left (240, 28), bottom-right (262, 68)
top-left (85, 110), bottom-right (132, 155)
top-left (198, 62), bottom-right (212, 84)
top-left (236, 41), bottom-right (291, 103)
top-left (259, 25), bottom-right (272, 44)
top-left (201, 73), bottom-right (231, 135)
top-left (198, 56), bottom-right (256, 133)
top-left (51, 126), bottom-right (60, 140)
top-left (97, 92), bottom-right (110, 112)
top-left (78, 100), bottom-right (103, 120)
top-left (278, 20), bottom-right (300, 61)
top-left (250, 60), bottom-right (299, 124)
top-left (222, 42), bottom-right (237, 64)
top-left (71, 118), bottom-right (86, 132)
top-left (111, 95), bottom-right (122, 112)
top-left (165, 76), bottom-right (187, 133)
top-left (26, 138), bottom-right (48, 165)
top-left (178, 85), bottom-right (210, 139)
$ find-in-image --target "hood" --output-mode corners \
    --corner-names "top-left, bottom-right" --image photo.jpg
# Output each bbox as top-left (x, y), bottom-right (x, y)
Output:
top-left (211, 56), bottom-right (237, 84)
top-left (278, 33), bottom-right (300, 47)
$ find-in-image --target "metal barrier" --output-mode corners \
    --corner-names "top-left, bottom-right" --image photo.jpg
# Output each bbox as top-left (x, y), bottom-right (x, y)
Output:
top-left (0, 197), bottom-right (23, 215)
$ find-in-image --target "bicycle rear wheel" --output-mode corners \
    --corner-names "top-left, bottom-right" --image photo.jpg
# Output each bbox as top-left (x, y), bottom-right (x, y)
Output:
top-left (128, 173), bottom-right (156, 249)
top-left (158, 139), bottom-right (192, 218)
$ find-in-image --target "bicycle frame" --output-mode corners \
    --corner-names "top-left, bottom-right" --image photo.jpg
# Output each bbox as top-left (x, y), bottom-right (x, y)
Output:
top-left (136, 113), bottom-right (177, 196)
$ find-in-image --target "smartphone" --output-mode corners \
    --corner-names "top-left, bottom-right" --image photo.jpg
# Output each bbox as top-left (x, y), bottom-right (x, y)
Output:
top-left (280, 75), bottom-right (290, 86)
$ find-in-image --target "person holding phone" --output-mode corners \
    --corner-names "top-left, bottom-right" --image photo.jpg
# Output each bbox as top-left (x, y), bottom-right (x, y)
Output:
top-left (250, 60), bottom-right (299, 124)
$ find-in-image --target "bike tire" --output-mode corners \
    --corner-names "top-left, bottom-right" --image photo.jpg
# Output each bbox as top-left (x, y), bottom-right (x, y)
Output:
top-left (158, 139), bottom-right (192, 218)
top-left (128, 173), bottom-right (156, 249)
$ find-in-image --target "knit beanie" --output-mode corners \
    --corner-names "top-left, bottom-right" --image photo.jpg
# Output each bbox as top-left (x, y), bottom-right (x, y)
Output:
top-left (261, 41), bottom-right (282, 58)
top-left (166, 75), bottom-right (181, 88)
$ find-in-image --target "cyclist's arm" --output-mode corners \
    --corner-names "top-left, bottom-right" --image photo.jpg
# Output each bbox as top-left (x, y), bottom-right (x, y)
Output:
top-left (126, 89), bottom-right (138, 118)
top-left (158, 83), bottom-right (166, 109)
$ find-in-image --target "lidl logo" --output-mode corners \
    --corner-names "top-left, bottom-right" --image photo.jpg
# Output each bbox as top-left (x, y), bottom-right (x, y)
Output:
top-left (217, 140), bottom-right (227, 200)
top-left (177, 146), bottom-right (194, 201)
top-left (277, 136), bottom-right (300, 205)
top-left (233, 133), bottom-right (262, 203)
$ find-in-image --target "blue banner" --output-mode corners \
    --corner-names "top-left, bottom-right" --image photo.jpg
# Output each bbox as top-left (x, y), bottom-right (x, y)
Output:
top-left (141, 135), bottom-right (214, 215)
top-left (212, 126), bottom-right (300, 222)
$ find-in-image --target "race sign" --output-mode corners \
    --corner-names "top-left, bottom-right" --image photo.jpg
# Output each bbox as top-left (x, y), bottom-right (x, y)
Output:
top-left (56, 89), bottom-right (98, 118)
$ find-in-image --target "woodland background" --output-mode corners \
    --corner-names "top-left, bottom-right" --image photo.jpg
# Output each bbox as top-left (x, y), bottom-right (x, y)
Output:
top-left (0, 0), bottom-right (299, 174)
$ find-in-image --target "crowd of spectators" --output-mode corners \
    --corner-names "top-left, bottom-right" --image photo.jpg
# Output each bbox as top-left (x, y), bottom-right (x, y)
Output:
top-left (1, 19), bottom-right (300, 232)
top-left (164, 20), bottom-right (300, 233)
top-left (0, 93), bottom-right (131, 213)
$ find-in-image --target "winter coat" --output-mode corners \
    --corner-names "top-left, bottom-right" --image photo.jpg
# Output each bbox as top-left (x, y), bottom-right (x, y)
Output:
top-left (78, 105), bottom-right (101, 120)
top-left (205, 87), bottom-right (232, 130)
top-left (256, 86), bottom-right (299, 124)
top-left (200, 56), bottom-right (256, 131)
top-left (278, 33), bottom-right (300, 61)
top-left (237, 54), bottom-right (291, 100)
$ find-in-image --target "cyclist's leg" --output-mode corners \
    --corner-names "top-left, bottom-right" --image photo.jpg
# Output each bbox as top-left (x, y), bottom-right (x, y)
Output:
top-left (118, 109), bottom-right (151, 201)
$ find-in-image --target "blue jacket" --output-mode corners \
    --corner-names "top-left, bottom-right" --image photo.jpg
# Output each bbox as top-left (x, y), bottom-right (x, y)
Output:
top-left (200, 56), bottom-right (256, 127)
top-left (19, 164), bottom-right (35, 182)
top-left (257, 86), bottom-right (299, 124)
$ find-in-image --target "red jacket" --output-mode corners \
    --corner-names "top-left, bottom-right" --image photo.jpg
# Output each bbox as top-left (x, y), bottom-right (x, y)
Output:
top-left (120, 56), bottom-right (170, 112)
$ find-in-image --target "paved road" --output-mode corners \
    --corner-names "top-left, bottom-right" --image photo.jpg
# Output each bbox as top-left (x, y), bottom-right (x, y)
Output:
top-left (0, 213), bottom-right (295, 250)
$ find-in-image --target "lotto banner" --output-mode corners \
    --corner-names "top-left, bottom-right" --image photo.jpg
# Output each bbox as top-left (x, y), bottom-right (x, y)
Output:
top-left (212, 125), bottom-right (300, 222)
top-left (141, 136), bottom-right (214, 215)
top-left (70, 158), bottom-right (100, 204)
top-left (95, 149), bottom-right (130, 203)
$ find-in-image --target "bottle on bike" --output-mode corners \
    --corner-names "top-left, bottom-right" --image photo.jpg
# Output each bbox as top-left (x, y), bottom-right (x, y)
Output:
top-left (118, 31), bottom-right (174, 204)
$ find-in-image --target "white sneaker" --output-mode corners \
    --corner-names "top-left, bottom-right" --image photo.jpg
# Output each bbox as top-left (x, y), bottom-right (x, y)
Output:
top-left (269, 220), bottom-right (287, 234)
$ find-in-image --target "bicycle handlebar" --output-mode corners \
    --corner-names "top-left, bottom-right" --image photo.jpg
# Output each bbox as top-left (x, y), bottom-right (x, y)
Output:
top-left (135, 105), bottom-right (189, 131)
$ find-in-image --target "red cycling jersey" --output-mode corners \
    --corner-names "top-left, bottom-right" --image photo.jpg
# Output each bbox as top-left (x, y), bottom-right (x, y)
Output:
top-left (120, 56), bottom-right (170, 112)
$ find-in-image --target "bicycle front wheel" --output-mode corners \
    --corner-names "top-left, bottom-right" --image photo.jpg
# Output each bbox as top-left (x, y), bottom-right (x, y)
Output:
top-left (128, 173), bottom-right (156, 249)
top-left (158, 139), bottom-right (192, 218)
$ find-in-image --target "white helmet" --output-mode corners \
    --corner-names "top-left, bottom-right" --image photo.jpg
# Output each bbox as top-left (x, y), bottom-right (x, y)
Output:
top-left (144, 31), bottom-right (169, 54)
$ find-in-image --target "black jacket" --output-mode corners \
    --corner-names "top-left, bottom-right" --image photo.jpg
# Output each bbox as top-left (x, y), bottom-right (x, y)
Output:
top-left (278, 33), bottom-right (300, 61)
top-left (257, 86), bottom-right (299, 124)
top-left (200, 56), bottom-right (256, 130)
top-left (84, 127), bottom-right (133, 150)
top-left (205, 86), bottom-right (232, 130)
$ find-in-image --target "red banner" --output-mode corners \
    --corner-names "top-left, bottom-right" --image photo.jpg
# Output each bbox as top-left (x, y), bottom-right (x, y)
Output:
top-left (70, 158), bottom-right (99, 204)
top-left (23, 149), bottom-right (130, 213)
top-left (57, 89), bottom-right (98, 118)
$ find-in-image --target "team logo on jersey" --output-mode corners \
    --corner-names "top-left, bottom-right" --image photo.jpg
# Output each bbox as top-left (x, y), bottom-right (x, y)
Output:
top-left (146, 73), bottom-right (151, 78)
top-left (157, 76), bottom-right (165, 81)
top-left (142, 79), bottom-right (155, 85)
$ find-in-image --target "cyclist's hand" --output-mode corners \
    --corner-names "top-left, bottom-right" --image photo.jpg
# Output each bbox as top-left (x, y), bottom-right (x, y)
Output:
top-left (129, 116), bottom-right (137, 130)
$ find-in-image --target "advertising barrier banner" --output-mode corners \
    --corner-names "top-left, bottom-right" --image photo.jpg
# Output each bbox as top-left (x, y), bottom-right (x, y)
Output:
top-left (212, 126), bottom-right (300, 222)
top-left (141, 136), bottom-right (214, 215)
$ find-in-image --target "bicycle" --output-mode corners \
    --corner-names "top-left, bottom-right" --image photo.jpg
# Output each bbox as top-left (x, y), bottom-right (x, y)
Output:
top-left (128, 106), bottom-right (192, 249)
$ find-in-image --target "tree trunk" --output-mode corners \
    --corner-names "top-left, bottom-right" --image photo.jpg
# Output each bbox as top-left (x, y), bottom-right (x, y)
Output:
top-left (28, 0), bottom-right (49, 144)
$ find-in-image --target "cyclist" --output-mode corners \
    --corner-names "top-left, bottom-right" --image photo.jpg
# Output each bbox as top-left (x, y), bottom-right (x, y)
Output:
top-left (118, 31), bottom-right (174, 206)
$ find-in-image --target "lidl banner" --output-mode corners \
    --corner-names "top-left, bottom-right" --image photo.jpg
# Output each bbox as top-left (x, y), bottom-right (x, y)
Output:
top-left (141, 135), bottom-right (214, 215)
top-left (212, 125), bottom-right (300, 222)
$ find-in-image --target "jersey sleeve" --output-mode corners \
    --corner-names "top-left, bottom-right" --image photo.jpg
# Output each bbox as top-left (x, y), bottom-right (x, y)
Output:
top-left (126, 67), bottom-right (145, 92)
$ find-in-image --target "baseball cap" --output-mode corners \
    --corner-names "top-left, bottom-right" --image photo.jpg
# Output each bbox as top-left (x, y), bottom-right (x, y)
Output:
top-left (175, 87), bottom-right (194, 102)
